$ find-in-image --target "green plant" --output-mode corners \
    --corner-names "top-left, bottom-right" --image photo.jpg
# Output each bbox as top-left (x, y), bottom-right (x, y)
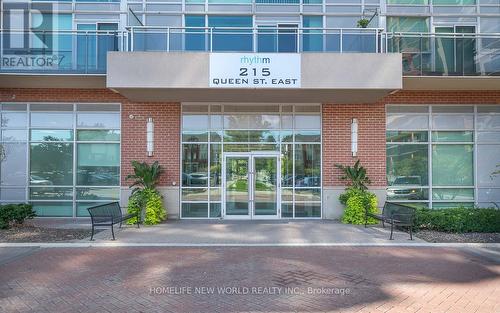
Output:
top-left (339, 187), bottom-right (365, 205)
top-left (143, 189), bottom-right (166, 225)
top-left (341, 191), bottom-right (378, 225)
top-left (335, 160), bottom-right (371, 190)
top-left (127, 189), bottom-right (166, 225)
top-left (357, 18), bottom-right (370, 28)
top-left (126, 160), bottom-right (163, 194)
top-left (0, 203), bottom-right (36, 229)
top-left (126, 161), bottom-right (166, 225)
top-left (414, 207), bottom-right (500, 233)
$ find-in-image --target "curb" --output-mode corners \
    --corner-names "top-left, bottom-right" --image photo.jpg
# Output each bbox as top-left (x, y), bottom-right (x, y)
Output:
top-left (1, 242), bottom-right (500, 248)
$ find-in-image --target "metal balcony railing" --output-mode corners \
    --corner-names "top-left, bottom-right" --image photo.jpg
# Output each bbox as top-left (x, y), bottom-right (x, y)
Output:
top-left (0, 29), bottom-right (128, 75)
top-left (1, 27), bottom-right (499, 77)
top-left (386, 32), bottom-right (500, 76)
top-left (128, 27), bottom-right (383, 54)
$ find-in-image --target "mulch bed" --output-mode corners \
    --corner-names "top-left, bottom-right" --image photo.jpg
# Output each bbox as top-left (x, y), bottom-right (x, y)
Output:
top-left (0, 225), bottom-right (99, 243)
top-left (415, 230), bottom-right (500, 243)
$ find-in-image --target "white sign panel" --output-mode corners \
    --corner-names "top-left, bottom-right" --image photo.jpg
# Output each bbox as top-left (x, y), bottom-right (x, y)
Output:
top-left (209, 53), bottom-right (301, 88)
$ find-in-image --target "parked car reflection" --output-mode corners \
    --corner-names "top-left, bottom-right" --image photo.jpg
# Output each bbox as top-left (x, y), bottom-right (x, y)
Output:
top-left (182, 172), bottom-right (209, 186)
top-left (295, 176), bottom-right (320, 187)
top-left (387, 176), bottom-right (425, 200)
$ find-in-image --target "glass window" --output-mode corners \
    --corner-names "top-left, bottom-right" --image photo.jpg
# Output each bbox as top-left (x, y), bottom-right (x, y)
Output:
top-left (76, 187), bottom-right (120, 201)
top-left (295, 203), bottom-right (321, 218)
top-left (31, 130), bottom-right (73, 141)
top-left (30, 187), bottom-right (73, 200)
top-left (1, 143), bottom-right (27, 186)
top-left (433, 0), bottom-right (475, 4)
top-left (77, 113), bottom-right (120, 129)
top-left (295, 130), bottom-right (321, 142)
top-left (0, 187), bottom-right (26, 202)
top-left (183, 115), bottom-right (209, 130)
top-left (77, 130), bottom-right (120, 141)
top-left (387, 187), bottom-right (429, 201)
top-left (185, 15), bottom-right (206, 51)
top-left (31, 113), bottom-right (73, 128)
top-left (182, 188), bottom-right (209, 201)
top-left (1, 102), bottom-right (120, 216)
top-left (295, 144), bottom-right (321, 187)
top-left (432, 202), bottom-right (474, 209)
top-left (432, 144), bottom-right (473, 186)
top-left (477, 115), bottom-right (500, 131)
top-left (387, 114), bottom-right (429, 130)
top-left (478, 188), bottom-right (500, 203)
top-left (282, 144), bottom-right (294, 187)
top-left (210, 144), bottom-right (222, 187)
top-left (294, 115), bottom-right (321, 129)
top-left (77, 143), bottom-right (120, 186)
top-left (223, 130), bottom-right (279, 143)
top-left (182, 131), bottom-right (209, 143)
top-left (182, 144), bottom-right (208, 187)
top-left (2, 130), bottom-right (27, 141)
top-left (303, 16), bottom-right (323, 52)
top-left (432, 188), bottom-right (474, 201)
top-left (387, 0), bottom-right (428, 4)
top-left (295, 189), bottom-right (321, 201)
top-left (211, 115), bottom-right (223, 129)
top-left (476, 145), bottom-right (500, 187)
top-left (387, 17), bottom-right (429, 33)
top-left (210, 188), bottom-right (221, 201)
top-left (208, 16), bottom-right (253, 52)
top-left (182, 203), bottom-right (208, 218)
top-left (210, 203), bottom-right (221, 218)
top-left (281, 203), bottom-right (293, 218)
top-left (431, 115), bottom-right (474, 130)
top-left (282, 115), bottom-right (293, 129)
top-left (431, 131), bottom-right (473, 142)
top-left (76, 202), bottom-right (98, 217)
top-left (387, 144), bottom-right (429, 186)
top-left (386, 131), bottom-right (428, 142)
top-left (1, 112), bottom-right (27, 127)
top-left (249, 115), bottom-right (280, 129)
top-left (30, 143), bottom-right (73, 186)
top-left (32, 202), bottom-right (73, 217)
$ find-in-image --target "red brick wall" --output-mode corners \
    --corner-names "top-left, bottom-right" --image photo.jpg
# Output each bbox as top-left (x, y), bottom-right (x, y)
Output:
top-left (0, 88), bottom-right (181, 187)
top-left (322, 103), bottom-right (386, 187)
top-left (322, 90), bottom-right (500, 188)
top-left (121, 103), bottom-right (180, 186)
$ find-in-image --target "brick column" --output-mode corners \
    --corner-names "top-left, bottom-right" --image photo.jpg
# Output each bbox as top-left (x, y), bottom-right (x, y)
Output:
top-left (322, 103), bottom-right (386, 188)
top-left (120, 102), bottom-right (181, 187)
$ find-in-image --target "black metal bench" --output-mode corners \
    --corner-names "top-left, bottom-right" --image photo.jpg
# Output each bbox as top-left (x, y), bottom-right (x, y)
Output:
top-left (365, 201), bottom-right (415, 240)
top-left (87, 202), bottom-right (139, 241)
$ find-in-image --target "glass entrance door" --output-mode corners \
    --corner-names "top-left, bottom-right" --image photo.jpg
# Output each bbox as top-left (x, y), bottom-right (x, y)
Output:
top-left (224, 153), bottom-right (279, 219)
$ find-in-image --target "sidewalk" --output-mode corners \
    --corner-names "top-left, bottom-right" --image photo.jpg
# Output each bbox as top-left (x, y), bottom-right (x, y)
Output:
top-left (87, 219), bottom-right (423, 244)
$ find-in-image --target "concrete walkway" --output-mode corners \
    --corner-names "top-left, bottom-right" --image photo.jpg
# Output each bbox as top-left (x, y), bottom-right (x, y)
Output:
top-left (85, 219), bottom-right (423, 244)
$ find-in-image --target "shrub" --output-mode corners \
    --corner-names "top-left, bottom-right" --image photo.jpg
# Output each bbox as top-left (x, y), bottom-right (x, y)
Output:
top-left (127, 189), bottom-right (166, 225)
top-left (341, 191), bottom-right (378, 225)
top-left (414, 207), bottom-right (500, 233)
top-left (335, 160), bottom-right (371, 191)
top-left (357, 18), bottom-right (370, 28)
top-left (0, 203), bottom-right (36, 229)
top-left (126, 160), bottom-right (167, 225)
top-left (339, 187), bottom-right (366, 206)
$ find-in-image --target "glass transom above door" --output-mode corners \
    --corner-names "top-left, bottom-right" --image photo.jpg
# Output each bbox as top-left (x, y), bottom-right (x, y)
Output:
top-left (224, 152), bottom-right (279, 219)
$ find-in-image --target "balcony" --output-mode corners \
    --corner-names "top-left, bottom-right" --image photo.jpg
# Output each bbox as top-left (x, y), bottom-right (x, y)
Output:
top-left (0, 27), bottom-right (499, 77)
top-left (0, 29), bottom-right (126, 75)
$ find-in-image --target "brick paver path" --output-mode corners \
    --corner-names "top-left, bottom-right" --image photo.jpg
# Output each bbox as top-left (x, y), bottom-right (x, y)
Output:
top-left (0, 247), bottom-right (499, 313)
